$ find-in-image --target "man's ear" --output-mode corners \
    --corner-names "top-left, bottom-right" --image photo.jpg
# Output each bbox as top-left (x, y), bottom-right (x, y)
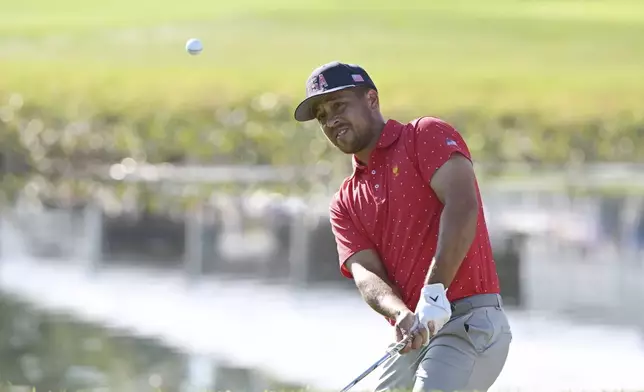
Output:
top-left (366, 89), bottom-right (379, 110)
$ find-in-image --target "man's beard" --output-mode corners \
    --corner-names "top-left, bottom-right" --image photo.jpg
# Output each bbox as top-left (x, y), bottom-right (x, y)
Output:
top-left (338, 137), bottom-right (368, 154)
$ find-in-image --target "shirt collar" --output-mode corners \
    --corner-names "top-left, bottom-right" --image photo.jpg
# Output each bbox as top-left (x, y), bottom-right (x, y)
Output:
top-left (352, 119), bottom-right (403, 171)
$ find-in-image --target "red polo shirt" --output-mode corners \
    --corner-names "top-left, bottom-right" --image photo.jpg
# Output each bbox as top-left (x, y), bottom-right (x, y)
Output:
top-left (329, 117), bottom-right (500, 322)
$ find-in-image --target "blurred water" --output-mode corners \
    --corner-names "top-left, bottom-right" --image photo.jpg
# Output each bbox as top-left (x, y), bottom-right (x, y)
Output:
top-left (0, 291), bottom-right (298, 392)
top-left (1, 258), bottom-right (643, 392)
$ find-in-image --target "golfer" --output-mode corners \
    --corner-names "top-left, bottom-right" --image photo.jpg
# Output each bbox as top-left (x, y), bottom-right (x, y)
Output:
top-left (293, 61), bottom-right (512, 392)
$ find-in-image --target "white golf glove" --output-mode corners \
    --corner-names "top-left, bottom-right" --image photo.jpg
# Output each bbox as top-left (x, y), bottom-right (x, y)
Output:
top-left (414, 283), bottom-right (452, 345)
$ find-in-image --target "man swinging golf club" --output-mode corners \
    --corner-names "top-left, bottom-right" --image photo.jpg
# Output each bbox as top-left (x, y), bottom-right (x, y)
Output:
top-left (294, 61), bottom-right (513, 392)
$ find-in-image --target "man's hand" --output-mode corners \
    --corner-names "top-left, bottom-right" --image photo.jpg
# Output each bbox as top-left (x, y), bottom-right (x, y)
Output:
top-left (414, 283), bottom-right (452, 341)
top-left (394, 310), bottom-right (428, 354)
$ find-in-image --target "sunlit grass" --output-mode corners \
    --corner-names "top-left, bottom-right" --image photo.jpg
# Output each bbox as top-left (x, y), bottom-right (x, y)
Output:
top-left (1, 0), bottom-right (644, 118)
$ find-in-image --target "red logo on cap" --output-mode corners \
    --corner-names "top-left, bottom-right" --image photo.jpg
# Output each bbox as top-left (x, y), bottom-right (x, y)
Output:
top-left (311, 74), bottom-right (328, 92)
top-left (318, 74), bottom-right (328, 89)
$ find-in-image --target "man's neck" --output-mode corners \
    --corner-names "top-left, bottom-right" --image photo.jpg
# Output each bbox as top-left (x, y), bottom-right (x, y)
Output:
top-left (354, 119), bottom-right (387, 165)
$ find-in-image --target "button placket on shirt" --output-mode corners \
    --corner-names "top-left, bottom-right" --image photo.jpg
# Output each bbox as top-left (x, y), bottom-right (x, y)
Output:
top-left (371, 169), bottom-right (380, 190)
top-left (369, 155), bottom-right (378, 188)
top-left (369, 156), bottom-right (386, 204)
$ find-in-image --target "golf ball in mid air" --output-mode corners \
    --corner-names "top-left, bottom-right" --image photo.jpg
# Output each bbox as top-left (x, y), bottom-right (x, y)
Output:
top-left (186, 38), bottom-right (203, 55)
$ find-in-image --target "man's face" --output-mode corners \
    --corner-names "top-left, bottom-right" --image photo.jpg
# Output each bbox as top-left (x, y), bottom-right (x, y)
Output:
top-left (313, 88), bottom-right (376, 154)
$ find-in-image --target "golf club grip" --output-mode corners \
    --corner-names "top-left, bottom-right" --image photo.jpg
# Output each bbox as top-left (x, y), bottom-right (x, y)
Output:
top-left (388, 333), bottom-right (415, 355)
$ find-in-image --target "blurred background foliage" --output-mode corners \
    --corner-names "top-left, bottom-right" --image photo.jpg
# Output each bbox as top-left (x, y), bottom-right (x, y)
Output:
top-left (2, 0), bottom-right (644, 208)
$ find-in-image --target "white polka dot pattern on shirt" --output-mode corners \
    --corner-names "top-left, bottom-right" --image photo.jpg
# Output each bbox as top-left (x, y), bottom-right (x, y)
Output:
top-left (330, 117), bottom-right (501, 305)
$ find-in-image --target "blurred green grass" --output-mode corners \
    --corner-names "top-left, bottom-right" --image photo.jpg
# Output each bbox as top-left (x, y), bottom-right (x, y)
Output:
top-left (2, 0), bottom-right (644, 118)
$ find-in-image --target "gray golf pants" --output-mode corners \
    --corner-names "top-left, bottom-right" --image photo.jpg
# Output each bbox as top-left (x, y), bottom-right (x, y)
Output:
top-left (374, 294), bottom-right (512, 392)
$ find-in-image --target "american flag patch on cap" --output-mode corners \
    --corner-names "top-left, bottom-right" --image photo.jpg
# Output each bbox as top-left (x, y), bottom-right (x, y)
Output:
top-left (352, 74), bottom-right (364, 82)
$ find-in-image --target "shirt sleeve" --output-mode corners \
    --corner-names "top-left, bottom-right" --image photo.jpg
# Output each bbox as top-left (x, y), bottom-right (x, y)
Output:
top-left (328, 192), bottom-right (375, 279)
top-left (412, 117), bottom-right (473, 185)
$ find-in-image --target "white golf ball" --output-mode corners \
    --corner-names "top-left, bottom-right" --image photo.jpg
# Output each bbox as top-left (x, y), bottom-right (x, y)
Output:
top-left (185, 38), bottom-right (203, 55)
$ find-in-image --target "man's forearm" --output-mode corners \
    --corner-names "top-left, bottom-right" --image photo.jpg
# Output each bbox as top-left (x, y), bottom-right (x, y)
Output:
top-left (355, 269), bottom-right (409, 320)
top-left (424, 201), bottom-right (478, 287)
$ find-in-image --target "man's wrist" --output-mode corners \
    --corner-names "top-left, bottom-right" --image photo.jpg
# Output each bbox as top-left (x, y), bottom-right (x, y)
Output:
top-left (380, 294), bottom-right (411, 321)
top-left (424, 256), bottom-right (456, 287)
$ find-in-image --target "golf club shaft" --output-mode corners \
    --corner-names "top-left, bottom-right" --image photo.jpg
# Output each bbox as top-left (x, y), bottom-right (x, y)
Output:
top-left (339, 334), bottom-right (415, 392)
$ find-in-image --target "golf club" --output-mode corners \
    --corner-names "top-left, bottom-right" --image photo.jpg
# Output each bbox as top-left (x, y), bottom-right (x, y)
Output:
top-left (339, 333), bottom-right (415, 392)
